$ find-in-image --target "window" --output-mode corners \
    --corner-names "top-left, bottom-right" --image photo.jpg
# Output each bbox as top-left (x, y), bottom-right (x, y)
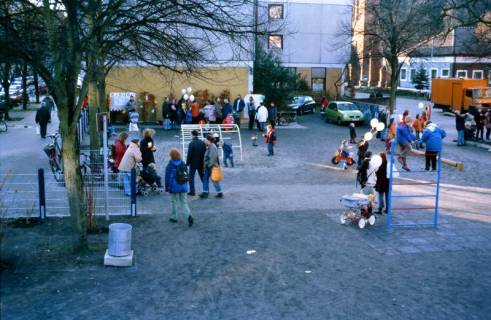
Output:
top-left (287, 67), bottom-right (297, 75)
top-left (472, 70), bottom-right (483, 79)
top-left (268, 35), bottom-right (283, 49)
top-left (311, 68), bottom-right (326, 92)
top-left (488, 72), bottom-right (491, 86)
top-left (268, 4), bottom-right (284, 20)
top-left (465, 89), bottom-right (472, 98)
top-left (431, 68), bottom-right (438, 78)
top-left (456, 70), bottom-right (467, 78)
top-left (441, 68), bottom-right (450, 78)
top-left (400, 68), bottom-right (408, 81)
top-left (410, 68), bottom-right (416, 81)
top-left (328, 103), bottom-right (337, 111)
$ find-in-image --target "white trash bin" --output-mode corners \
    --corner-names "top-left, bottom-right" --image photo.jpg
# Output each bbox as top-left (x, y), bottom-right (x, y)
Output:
top-left (108, 223), bottom-right (132, 257)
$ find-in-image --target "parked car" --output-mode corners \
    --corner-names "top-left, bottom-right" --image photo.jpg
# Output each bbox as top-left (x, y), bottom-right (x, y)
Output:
top-left (324, 101), bottom-right (364, 125)
top-left (287, 96), bottom-right (316, 115)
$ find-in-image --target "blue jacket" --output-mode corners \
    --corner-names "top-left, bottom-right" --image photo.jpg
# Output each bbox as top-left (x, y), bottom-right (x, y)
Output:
top-left (396, 123), bottom-right (416, 144)
top-left (421, 124), bottom-right (446, 152)
top-left (165, 160), bottom-right (189, 193)
top-left (222, 103), bottom-right (233, 118)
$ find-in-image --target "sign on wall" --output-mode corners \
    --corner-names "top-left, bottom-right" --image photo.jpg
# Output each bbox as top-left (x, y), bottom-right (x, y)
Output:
top-left (109, 92), bottom-right (136, 111)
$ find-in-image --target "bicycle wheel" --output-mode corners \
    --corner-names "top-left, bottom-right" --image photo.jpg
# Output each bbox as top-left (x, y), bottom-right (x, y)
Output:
top-left (50, 158), bottom-right (64, 182)
top-left (0, 121), bottom-right (7, 132)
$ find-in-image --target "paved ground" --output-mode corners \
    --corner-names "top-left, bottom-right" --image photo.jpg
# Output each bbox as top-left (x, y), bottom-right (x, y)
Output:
top-left (1, 97), bottom-right (491, 319)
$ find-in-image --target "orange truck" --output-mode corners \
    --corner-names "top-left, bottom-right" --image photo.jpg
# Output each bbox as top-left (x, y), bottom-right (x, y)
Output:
top-left (431, 78), bottom-right (491, 111)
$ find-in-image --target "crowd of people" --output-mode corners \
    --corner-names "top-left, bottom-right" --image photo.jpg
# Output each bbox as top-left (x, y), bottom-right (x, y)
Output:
top-left (111, 128), bottom-right (230, 227)
top-left (454, 108), bottom-right (491, 145)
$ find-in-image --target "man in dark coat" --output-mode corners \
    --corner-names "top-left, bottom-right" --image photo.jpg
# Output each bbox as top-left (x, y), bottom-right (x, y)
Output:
top-left (233, 94), bottom-right (245, 127)
top-left (186, 130), bottom-right (206, 196)
top-left (455, 110), bottom-right (466, 146)
top-left (35, 105), bottom-right (51, 138)
top-left (268, 102), bottom-right (278, 125)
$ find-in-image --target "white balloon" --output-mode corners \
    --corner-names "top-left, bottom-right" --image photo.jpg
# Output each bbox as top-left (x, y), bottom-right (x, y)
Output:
top-left (189, 95), bottom-right (195, 102)
top-left (376, 122), bottom-right (385, 132)
top-left (364, 132), bottom-right (373, 141)
top-left (183, 94), bottom-right (189, 100)
top-left (370, 118), bottom-right (379, 128)
top-left (418, 102), bottom-right (424, 109)
top-left (186, 87), bottom-right (192, 94)
top-left (181, 88), bottom-right (186, 95)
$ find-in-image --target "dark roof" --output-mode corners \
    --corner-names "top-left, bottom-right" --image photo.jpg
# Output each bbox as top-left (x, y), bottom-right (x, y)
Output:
top-left (409, 27), bottom-right (490, 57)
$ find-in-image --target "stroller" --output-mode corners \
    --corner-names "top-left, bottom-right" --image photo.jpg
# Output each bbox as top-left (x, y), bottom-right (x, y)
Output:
top-left (339, 193), bottom-right (376, 229)
top-left (137, 164), bottom-right (164, 196)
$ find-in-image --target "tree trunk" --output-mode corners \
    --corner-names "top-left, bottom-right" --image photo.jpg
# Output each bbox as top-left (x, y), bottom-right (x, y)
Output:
top-left (22, 63), bottom-right (29, 110)
top-left (88, 78), bottom-right (100, 151)
top-left (388, 59), bottom-right (399, 114)
top-left (60, 120), bottom-right (88, 251)
top-left (34, 72), bottom-right (40, 103)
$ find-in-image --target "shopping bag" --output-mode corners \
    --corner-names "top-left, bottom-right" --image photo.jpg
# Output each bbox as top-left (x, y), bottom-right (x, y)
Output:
top-left (211, 166), bottom-right (223, 182)
top-left (36, 125), bottom-right (40, 135)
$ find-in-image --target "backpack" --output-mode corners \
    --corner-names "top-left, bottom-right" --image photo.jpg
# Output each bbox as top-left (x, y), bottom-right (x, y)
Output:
top-left (175, 162), bottom-right (189, 184)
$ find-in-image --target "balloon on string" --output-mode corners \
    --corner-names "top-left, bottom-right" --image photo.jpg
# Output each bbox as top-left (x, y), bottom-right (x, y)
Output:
top-left (418, 102), bottom-right (424, 109)
top-left (183, 94), bottom-right (189, 100)
top-left (181, 88), bottom-right (186, 95)
top-left (376, 122), bottom-right (385, 132)
top-left (186, 87), bottom-right (192, 94)
top-left (370, 118), bottom-right (379, 128)
top-left (364, 132), bottom-right (373, 141)
top-left (189, 95), bottom-right (195, 102)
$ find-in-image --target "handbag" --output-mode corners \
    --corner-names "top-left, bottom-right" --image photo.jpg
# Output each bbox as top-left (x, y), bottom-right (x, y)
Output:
top-left (211, 165), bottom-right (223, 182)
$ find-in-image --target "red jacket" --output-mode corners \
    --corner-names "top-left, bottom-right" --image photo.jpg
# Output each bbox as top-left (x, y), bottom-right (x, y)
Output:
top-left (113, 140), bottom-right (127, 168)
top-left (265, 129), bottom-right (277, 144)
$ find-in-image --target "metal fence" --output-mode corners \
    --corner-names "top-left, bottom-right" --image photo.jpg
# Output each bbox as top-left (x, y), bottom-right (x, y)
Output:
top-left (0, 169), bottom-right (136, 219)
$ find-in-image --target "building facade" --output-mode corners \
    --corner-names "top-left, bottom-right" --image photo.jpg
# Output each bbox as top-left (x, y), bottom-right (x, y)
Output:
top-left (259, 0), bottom-right (352, 97)
top-left (399, 27), bottom-right (491, 90)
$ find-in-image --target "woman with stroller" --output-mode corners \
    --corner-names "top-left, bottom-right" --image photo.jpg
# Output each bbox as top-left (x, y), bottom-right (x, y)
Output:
top-left (118, 139), bottom-right (142, 196)
top-left (112, 131), bottom-right (128, 173)
top-left (140, 128), bottom-right (157, 169)
top-left (165, 149), bottom-right (194, 226)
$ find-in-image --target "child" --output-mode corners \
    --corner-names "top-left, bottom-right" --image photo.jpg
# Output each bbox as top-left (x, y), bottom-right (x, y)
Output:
top-left (141, 163), bottom-right (163, 191)
top-left (340, 140), bottom-right (351, 169)
top-left (349, 123), bottom-right (357, 144)
top-left (265, 124), bottom-right (276, 156)
top-left (222, 141), bottom-right (234, 167)
top-left (128, 108), bottom-right (140, 132)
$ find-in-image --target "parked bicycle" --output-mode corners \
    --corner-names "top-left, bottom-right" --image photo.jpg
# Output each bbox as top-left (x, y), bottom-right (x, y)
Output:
top-left (43, 132), bottom-right (63, 182)
top-left (0, 112), bottom-right (7, 132)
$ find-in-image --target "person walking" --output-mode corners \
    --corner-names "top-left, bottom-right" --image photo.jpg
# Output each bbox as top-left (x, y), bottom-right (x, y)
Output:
top-left (268, 102), bottom-right (278, 125)
top-left (222, 141), bottom-right (234, 167)
top-left (233, 94), bottom-right (245, 127)
top-left (200, 135), bottom-right (223, 198)
top-left (375, 152), bottom-right (389, 214)
top-left (485, 109), bottom-right (491, 141)
top-left (35, 104), bottom-right (51, 138)
top-left (349, 123), bottom-right (357, 144)
top-left (474, 108), bottom-right (485, 141)
top-left (396, 116), bottom-right (416, 171)
top-left (255, 102), bottom-right (268, 132)
top-left (118, 139), bottom-right (142, 196)
top-left (265, 123), bottom-right (277, 156)
top-left (247, 96), bottom-right (256, 130)
top-left (412, 114), bottom-right (423, 140)
top-left (165, 149), bottom-right (194, 226)
top-left (186, 130), bottom-right (206, 196)
top-left (140, 128), bottom-right (157, 168)
top-left (170, 98), bottom-right (178, 129)
top-left (455, 110), bottom-right (466, 146)
top-left (112, 131), bottom-right (128, 172)
top-left (421, 121), bottom-right (446, 171)
top-left (162, 97), bottom-right (172, 130)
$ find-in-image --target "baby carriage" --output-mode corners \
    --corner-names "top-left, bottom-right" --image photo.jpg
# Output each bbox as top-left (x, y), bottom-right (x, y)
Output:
top-left (137, 164), bottom-right (164, 196)
top-left (339, 193), bottom-right (376, 229)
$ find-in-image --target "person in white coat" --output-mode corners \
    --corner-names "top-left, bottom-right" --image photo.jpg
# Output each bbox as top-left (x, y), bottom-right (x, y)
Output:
top-left (255, 103), bottom-right (268, 132)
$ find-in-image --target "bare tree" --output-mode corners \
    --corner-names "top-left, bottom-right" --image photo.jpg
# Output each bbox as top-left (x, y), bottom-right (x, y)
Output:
top-left (349, 0), bottom-right (444, 112)
top-left (0, 0), bottom-right (266, 250)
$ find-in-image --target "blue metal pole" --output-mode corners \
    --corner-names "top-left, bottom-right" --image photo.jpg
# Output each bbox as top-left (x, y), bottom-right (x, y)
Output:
top-left (387, 139), bottom-right (395, 228)
top-left (131, 168), bottom-right (137, 216)
top-left (38, 168), bottom-right (46, 219)
top-left (434, 151), bottom-right (442, 227)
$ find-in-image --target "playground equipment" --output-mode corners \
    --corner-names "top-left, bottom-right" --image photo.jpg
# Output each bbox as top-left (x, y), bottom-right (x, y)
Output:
top-left (180, 124), bottom-right (243, 161)
top-left (387, 140), bottom-right (442, 228)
